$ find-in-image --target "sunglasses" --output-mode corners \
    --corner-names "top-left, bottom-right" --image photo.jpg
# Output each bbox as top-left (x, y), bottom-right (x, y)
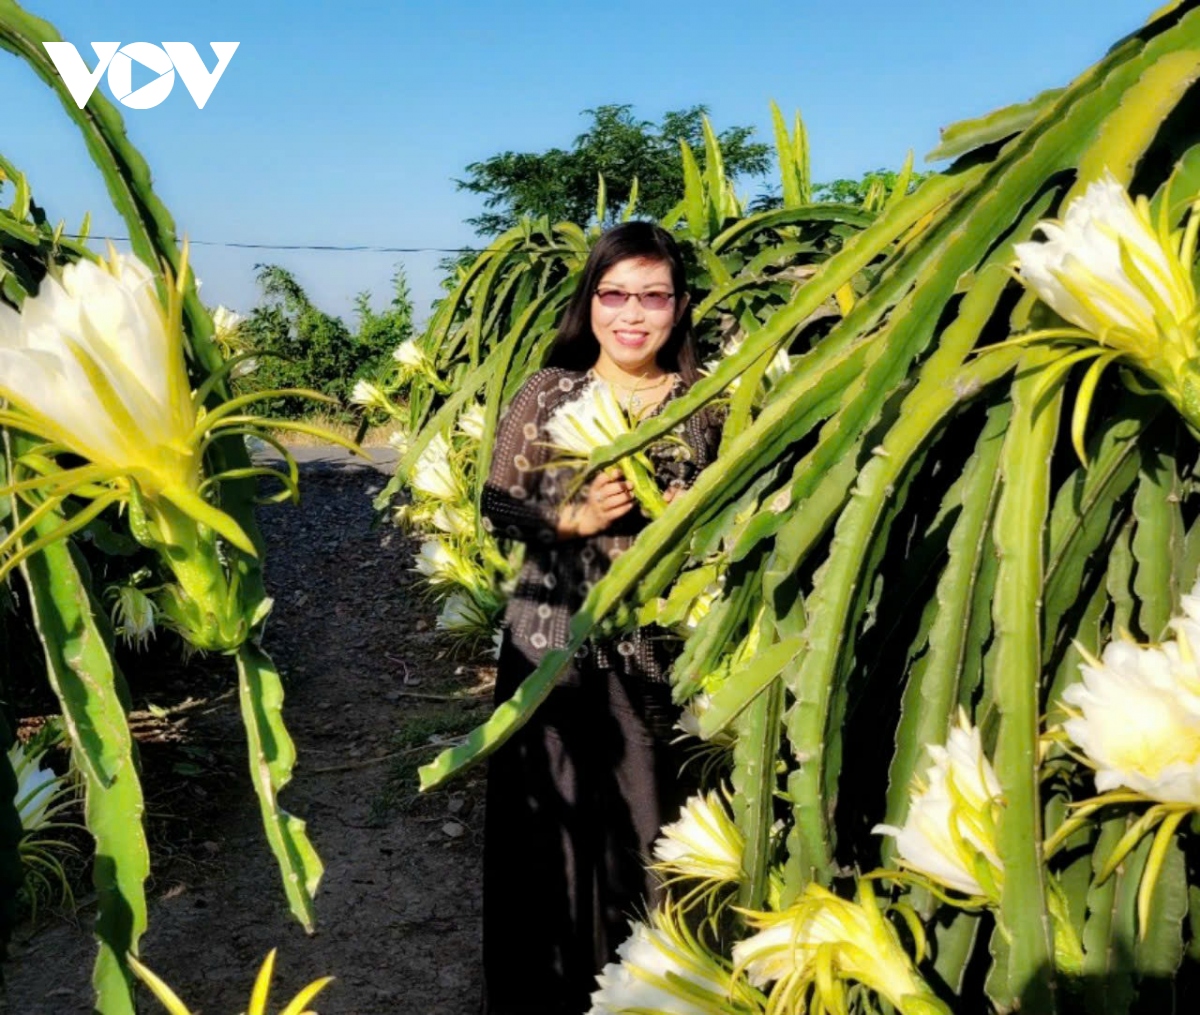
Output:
top-left (593, 288), bottom-right (676, 312)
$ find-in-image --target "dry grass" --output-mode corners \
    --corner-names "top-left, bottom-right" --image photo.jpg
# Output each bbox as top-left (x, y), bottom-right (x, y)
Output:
top-left (266, 412), bottom-right (395, 448)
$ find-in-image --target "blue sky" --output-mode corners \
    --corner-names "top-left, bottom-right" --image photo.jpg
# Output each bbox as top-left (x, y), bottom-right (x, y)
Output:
top-left (3, 1), bottom-right (1155, 325)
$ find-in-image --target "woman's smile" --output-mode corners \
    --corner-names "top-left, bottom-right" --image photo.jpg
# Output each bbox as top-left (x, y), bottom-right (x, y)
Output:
top-left (590, 256), bottom-right (686, 382)
top-left (613, 328), bottom-right (649, 346)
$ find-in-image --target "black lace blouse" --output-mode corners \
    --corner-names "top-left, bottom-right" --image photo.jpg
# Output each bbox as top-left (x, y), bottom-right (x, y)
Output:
top-left (480, 366), bottom-right (723, 682)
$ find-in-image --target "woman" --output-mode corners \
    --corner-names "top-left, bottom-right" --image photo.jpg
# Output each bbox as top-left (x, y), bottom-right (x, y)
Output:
top-left (479, 222), bottom-right (723, 1014)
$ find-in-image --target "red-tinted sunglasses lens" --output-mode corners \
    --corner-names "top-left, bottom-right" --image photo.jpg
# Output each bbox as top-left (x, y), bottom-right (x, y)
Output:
top-left (594, 290), bottom-right (674, 310)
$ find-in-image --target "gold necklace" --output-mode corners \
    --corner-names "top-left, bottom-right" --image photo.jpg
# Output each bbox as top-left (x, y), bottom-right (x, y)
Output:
top-left (596, 371), bottom-right (674, 411)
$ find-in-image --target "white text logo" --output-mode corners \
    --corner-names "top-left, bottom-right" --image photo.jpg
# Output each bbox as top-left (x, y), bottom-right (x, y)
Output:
top-left (42, 42), bottom-right (239, 109)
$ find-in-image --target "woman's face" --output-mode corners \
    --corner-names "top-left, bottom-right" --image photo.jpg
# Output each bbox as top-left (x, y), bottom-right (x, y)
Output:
top-left (590, 257), bottom-right (686, 379)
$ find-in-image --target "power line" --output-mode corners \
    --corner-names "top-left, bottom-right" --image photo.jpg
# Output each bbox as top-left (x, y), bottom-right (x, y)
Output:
top-left (63, 234), bottom-right (498, 255)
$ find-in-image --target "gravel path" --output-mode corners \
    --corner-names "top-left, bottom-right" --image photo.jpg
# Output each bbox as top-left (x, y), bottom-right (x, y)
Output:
top-left (2, 450), bottom-right (490, 1014)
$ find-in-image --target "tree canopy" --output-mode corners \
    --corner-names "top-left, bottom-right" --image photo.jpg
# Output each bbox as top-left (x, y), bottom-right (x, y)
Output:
top-left (456, 104), bottom-right (771, 235)
top-left (237, 264), bottom-right (414, 416)
top-left (811, 167), bottom-right (927, 205)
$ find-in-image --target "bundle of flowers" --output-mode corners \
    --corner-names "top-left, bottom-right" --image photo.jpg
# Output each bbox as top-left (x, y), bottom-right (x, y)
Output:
top-left (543, 376), bottom-right (670, 519)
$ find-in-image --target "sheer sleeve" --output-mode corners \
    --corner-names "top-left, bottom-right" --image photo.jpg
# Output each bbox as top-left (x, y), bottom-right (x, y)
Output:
top-left (649, 401), bottom-right (726, 492)
top-left (480, 370), bottom-right (567, 546)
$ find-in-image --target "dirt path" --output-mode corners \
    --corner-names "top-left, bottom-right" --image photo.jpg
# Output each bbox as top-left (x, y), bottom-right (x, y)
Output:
top-left (2, 450), bottom-right (491, 1014)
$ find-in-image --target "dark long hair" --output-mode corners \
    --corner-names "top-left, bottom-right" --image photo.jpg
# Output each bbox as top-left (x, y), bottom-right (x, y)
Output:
top-left (546, 222), bottom-right (700, 384)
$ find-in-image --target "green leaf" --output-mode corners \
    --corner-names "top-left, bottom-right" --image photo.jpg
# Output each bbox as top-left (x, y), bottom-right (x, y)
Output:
top-left (785, 349), bottom-right (1019, 886)
top-left (731, 678), bottom-right (785, 911)
top-left (672, 558), bottom-right (764, 702)
top-left (710, 203), bottom-right (872, 254)
top-left (885, 150), bottom-right (916, 210)
top-left (1150, 142), bottom-right (1200, 221)
top-left (0, 453), bottom-right (24, 957)
top-left (698, 634), bottom-right (803, 737)
top-left (595, 172), bottom-right (606, 226)
top-left (926, 87), bottom-right (1065, 162)
top-left (1042, 404), bottom-right (1153, 661)
top-left (988, 350), bottom-right (1062, 1012)
top-left (771, 101), bottom-right (801, 209)
top-left (1130, 439), bottom-right (1184, 640)
top-left (933, 910), bottom-right (983, 997)
top-left (9, 434), bottom-right (148, 1015)
top-left (1045, 557), bottom-right (1110, 722)
top-left (235, 643), bottom-right (323, 932)
top-left (878, 190), bottom-right (1052, 838)
top-left (883, 399), bottom-right (1008, 840)
top-left (679, 138), bottom-right (707, 241)
top-left (1073, 47), bottom-right (1200, 192)
top-left (1110, 513), bottom-right (1141, 638)
top-left (1080, 816), bottom-right (1139, 1015)
top-left (701, 115), bottom-right (727, 234)
top-left (1133, 832), bottom-right (1186, 990)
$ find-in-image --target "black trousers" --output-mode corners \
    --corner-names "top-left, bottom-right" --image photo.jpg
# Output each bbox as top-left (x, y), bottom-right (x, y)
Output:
top-left (481, 635), bottom-right (691, 1015)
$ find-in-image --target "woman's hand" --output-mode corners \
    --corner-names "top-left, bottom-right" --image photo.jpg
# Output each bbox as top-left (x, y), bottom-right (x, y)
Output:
top-left (562, 469), bottom-right (634, 537)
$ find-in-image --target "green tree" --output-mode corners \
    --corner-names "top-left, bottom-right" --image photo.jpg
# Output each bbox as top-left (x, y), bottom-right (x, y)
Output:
top-left (238, 264), bottom-right (413, 417)
top-left (353, 266), bottom-right (414, 370)
top-left (456, 104), bottom-right (771, 235)
top-left (812, 167), bottom-right (928, 205)
top-left (749, 167), bottom-right (931, 213)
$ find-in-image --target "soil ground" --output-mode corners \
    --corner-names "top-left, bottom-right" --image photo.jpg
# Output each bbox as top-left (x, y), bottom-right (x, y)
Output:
top-left (1, 447), bottom-right (492, 1014)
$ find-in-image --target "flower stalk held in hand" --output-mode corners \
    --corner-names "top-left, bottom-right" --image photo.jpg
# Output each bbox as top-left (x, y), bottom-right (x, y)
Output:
top-left (543, 377), bottom-right (668, 519)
